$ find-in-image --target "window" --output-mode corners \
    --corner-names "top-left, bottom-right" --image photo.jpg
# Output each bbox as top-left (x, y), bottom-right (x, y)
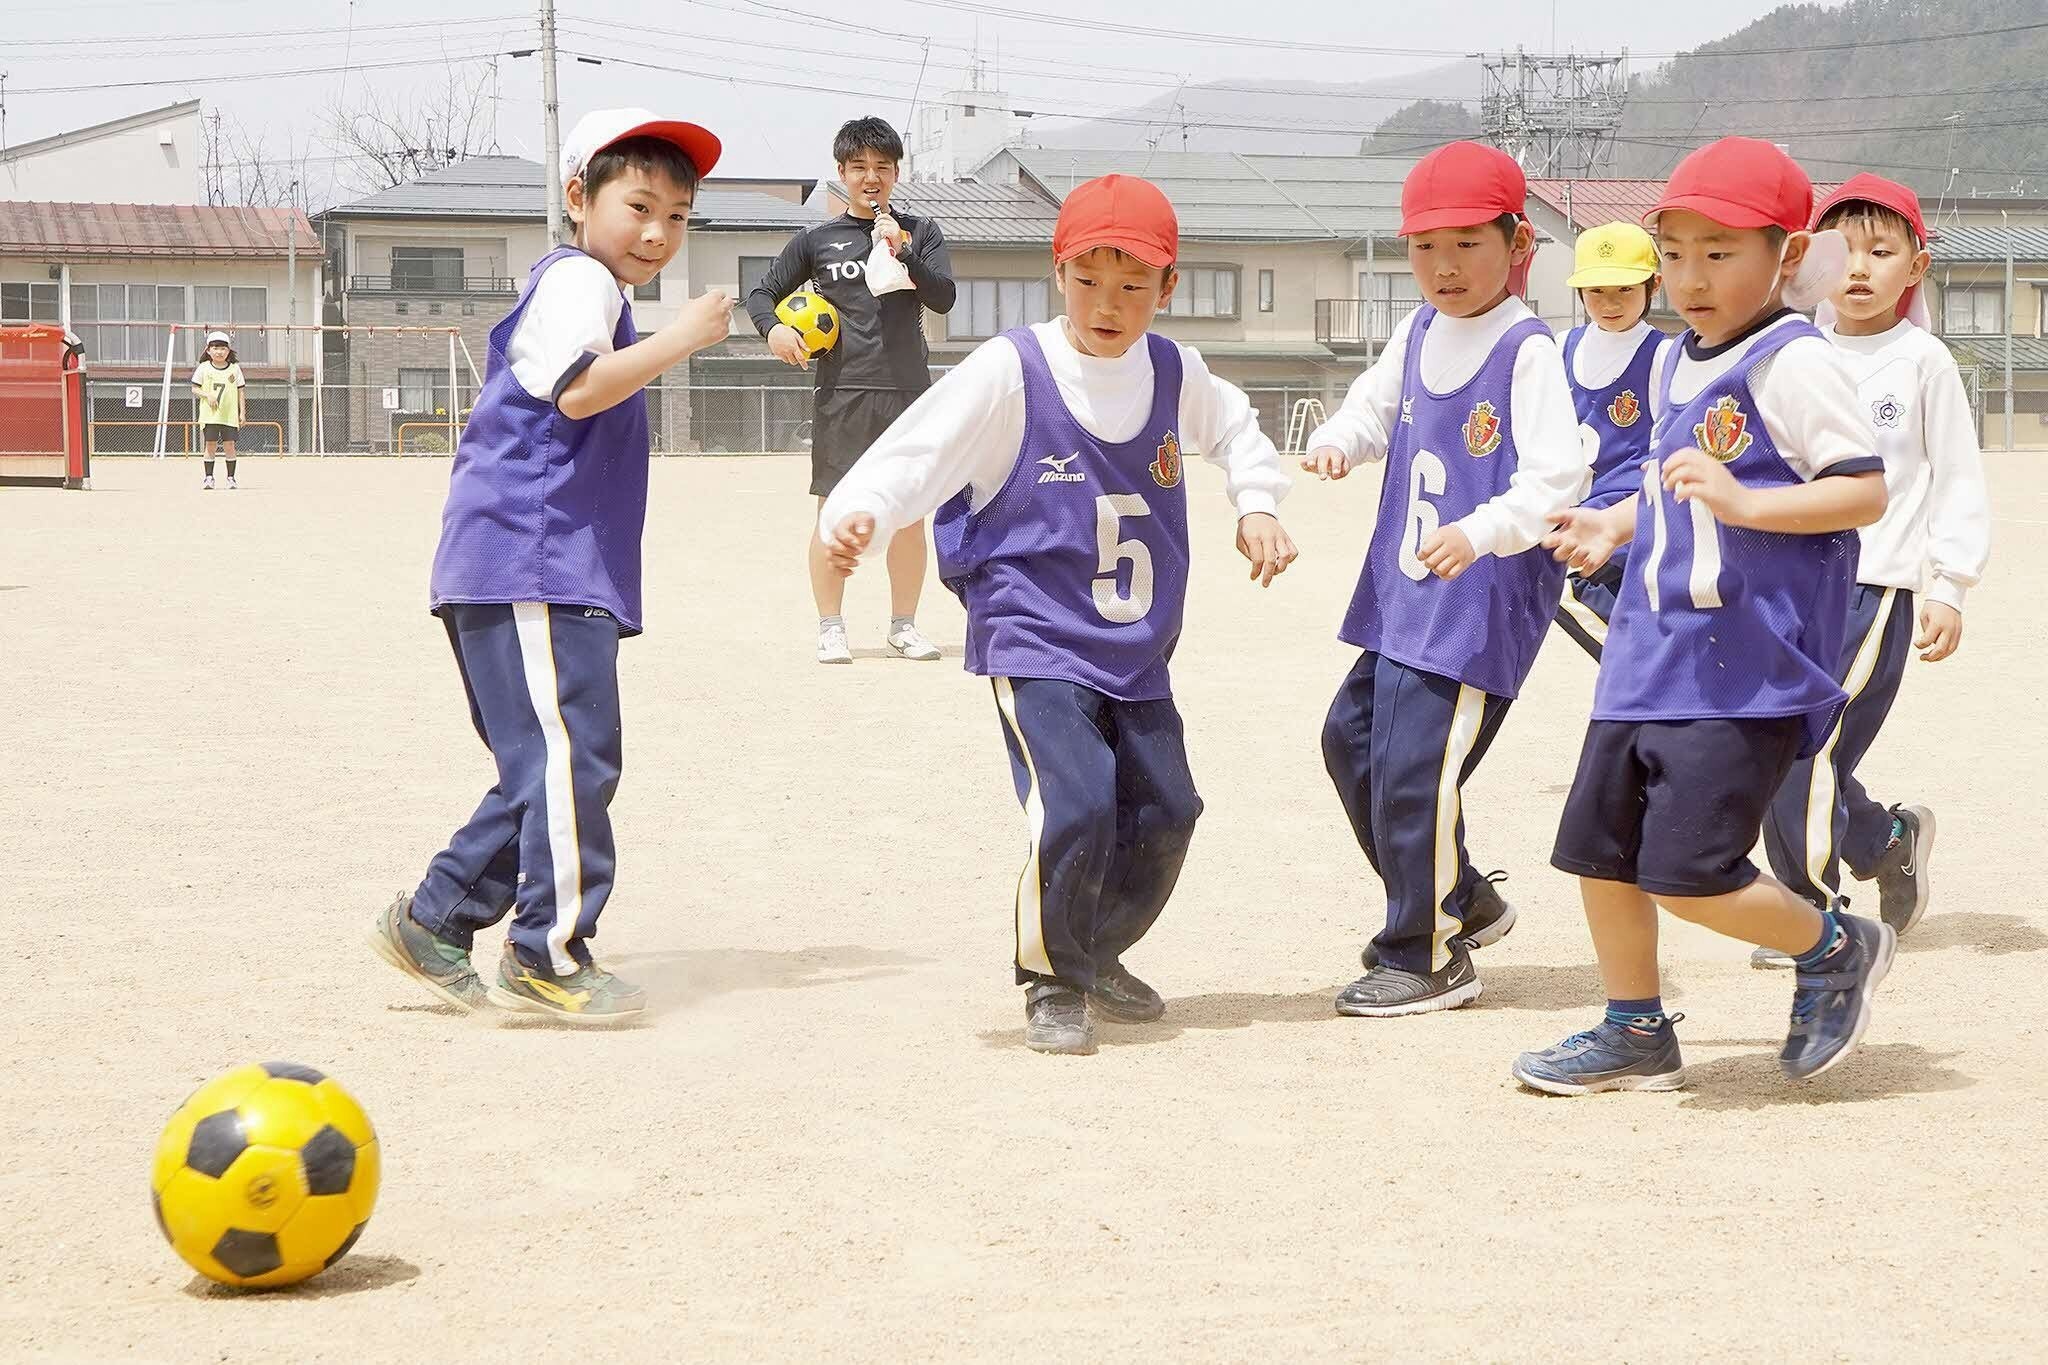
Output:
top-left (390, 246), bottom-right (464, 292)
top-left (949, 277), bottom-right (1053, 340)
top-left (1943, 286), bottom-right (2004, 336)
top-left (0, 282), bottom-right (59, 324)
top-left (398, 367), bottom-right (450, 414)
top-left (739, 255), bottom-right (775, 303)
top-left (65, 283), bottom-right (187, 364)
top-left (633, 276), bottom-right (662, 302)
top-left (1358, 271), bottom-right (1422, 340)
top-left (1258, 269), bottom-right (1274, 314)
top-left (1161, 266), bottom-right (1240, 319)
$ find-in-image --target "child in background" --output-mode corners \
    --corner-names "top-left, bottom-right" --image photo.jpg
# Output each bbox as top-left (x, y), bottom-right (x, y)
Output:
top-left (1518, 138), bottom-right (1892, 1095)
top-left (820, 175), bottom-right (1296, 1055)
top-left (1303, 142), bottom-right (1586, 1017)
top-left (1753, 174), bottom-right (1991, 961)
top-left (192, 332), bottom-right (245, 489)
top-left (1551, 223), bottom-right (1672, 660)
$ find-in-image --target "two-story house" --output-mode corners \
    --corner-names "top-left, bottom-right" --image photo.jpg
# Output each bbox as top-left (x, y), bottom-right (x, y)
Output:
top-left (319, 157), bottom-right (819, 452)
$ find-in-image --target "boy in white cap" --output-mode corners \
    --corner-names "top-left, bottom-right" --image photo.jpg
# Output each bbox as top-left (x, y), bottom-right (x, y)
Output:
top-left (370, 108), bottom-right (734, 1025)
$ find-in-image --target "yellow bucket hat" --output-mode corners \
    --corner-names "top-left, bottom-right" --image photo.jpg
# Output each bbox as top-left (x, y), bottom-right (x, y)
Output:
top-left (1567, 221), bottom-right (1659, 288)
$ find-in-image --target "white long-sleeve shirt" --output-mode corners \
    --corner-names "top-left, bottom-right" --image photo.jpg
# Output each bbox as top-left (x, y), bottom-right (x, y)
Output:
top-left (1820, 320), bottom-right (1991, 611)
top-left (1304, 298), bottom-right (1587, 559)
top-left (1568, 317), bottom-right (1675, 393)
top-left (818, 319), bottom-right (1291, 546)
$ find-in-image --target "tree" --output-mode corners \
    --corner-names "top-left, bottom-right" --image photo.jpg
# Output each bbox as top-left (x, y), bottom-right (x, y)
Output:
top-left (1359, 100), bottom-right (1482, 157)
top-left (321, 61), bottom-right (498, 195)
top-left (203, 111), bottom-right (318, 211)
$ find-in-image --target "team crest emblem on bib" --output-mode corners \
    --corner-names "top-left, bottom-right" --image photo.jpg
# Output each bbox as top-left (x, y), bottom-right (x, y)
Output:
top-left (1693, 395), bottom-right (1754, 463)
top-left (1608, 389), bottom-right (1641, 427)
top-left (1151, 430), bottom-right (1183, 488)
top-left (1462, 401), bottom-right (1502, 457)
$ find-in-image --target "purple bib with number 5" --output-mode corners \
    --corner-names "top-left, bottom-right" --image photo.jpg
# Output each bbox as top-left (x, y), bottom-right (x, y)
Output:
top-left (1339, 305), bottom-right (1562, 699)
top-left (933, 327), bottom-right (1190, 702)
top-left (1593, 319), bottom-right (1855, 757)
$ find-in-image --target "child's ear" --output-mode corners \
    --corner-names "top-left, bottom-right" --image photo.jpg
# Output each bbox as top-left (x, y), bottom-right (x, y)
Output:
top-left (1907, 247), bottom-right (1932, 286)
top-left (1157, 268), bottom-right (1180, 311)
top-left (565, 176), bottom-right (589, 225)
top-left (1511, 220), bottom-right (1536, 262)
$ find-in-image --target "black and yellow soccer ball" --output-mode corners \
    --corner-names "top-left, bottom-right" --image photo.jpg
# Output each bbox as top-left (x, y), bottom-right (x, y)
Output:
top-left (150, 1062), bottom-right (380, 1288)
top-left (774, 289), bottom-right (840, 356)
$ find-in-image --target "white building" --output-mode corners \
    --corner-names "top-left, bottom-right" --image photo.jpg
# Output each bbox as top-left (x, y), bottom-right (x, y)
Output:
top-left (1, 101), bottom-right (204, 205)
top-left (908, 72), bottom-right (1024, 182)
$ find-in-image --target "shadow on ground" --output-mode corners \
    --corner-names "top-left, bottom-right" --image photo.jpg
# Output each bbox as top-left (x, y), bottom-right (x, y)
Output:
top-left (184, 1254), bottom-right (421, 1300)
top-left (612, 944), bottom-right (928, 1015)
top-left (1672, 1043), bottom-right (1976, 1111)
top-left (1902, 911), bottom-right (2048, 956)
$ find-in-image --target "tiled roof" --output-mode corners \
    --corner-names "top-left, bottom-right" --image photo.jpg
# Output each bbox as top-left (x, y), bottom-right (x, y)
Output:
top-left (1944, 335), bottom-right (2048, 372)
top-left (323, 156), bottom-right (818, 230)
top-left (1527, 178), bottom-right (1848, 232)
top-left (999, 147), bottom-right (1413, 242)
top-left (0, 202), bottom-right (317, 259)
top-left (881, 179), bottom-right (1060, 244)
top-left (1926, 226), bottom-right (2048, 265)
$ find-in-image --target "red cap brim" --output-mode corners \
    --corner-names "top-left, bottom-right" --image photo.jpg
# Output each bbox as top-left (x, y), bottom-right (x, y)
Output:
top-left (603, 119), bottom-right (722, 180)
top-left (1643, 193), bottom-right (1782, 231)
top-left (1056, 231), bottom-right (1175, 269)
top-left (1400, 205), bottom-right (1515, 235)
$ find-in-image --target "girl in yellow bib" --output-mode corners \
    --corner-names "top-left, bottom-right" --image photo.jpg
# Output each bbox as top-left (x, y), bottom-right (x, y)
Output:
top-left (192, 331), bottom-right (246, 489)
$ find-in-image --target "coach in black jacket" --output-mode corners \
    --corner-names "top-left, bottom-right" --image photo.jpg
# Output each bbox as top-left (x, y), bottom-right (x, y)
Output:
top-left (745, 116), bottom-right (956, 665)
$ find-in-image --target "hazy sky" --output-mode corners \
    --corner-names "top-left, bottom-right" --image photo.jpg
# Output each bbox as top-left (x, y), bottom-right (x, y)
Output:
top-left (2, 0), bottom-right (1841, 195)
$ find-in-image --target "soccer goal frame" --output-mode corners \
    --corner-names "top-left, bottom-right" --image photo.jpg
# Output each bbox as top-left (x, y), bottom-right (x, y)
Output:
top-left (121, 323), bottom-right (485, 457)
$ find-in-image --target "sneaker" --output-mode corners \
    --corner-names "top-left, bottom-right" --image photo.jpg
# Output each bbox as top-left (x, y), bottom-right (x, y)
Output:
top-left (1087, 961), bottom-right (1164, 1023)
top-left (1024, 981), bottom-right (1096, 1054)
top-left (1511, 1015), bottom-right (1687, 1095)
top-left (1869, 804), bottom-right (1935, 936)
top-left (226, 476), bottom-right (238, 490)
top-left (1362, 870), bottom-right (1517, 970)
top-left (816, 621), bottom-right (852, 665)
top-left (366, 892), bottom-right (486, 1011)
top-left (486, 944), bottom-right (647, 1027)
top-left (1780, 914), bottom-right (1896, 1082)
top-left (885, 624), bottom-right (941, 661)
top-left (1335, 944), bottom-right (1482, 1017)
top-left (202, 476), bottom-right (215, 490)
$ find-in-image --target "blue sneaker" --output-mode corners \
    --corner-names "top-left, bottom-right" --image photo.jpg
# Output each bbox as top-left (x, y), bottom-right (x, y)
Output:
top-left (1780, 913), bottom-right (1896, 1081)
top-left (1511, 1015), bottom-right (1686, 1095)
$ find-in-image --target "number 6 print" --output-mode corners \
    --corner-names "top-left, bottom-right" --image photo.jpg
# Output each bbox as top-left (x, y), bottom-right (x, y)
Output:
top-left (1396, 449), bottom-right (1447, 583)
top-left (1092, 493), bottom-right (1155, 623)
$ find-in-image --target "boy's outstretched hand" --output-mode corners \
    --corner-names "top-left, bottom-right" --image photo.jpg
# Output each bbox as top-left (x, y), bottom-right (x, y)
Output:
top-left (1417, 526), bottom-right (1477, 580)
top-left (823, 512), bottom-right (876, 576)
top-left (1236, 512), bottom-right (1298, 586)
top-left (1916, 600), bottom-right (1962, 662)
top-left (1544, 502), bottom-right (1632, 576)
top-left (1301, 445), bottom-right (1352, 480)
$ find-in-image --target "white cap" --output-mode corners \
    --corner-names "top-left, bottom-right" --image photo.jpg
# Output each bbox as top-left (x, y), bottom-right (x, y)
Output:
top-left (205, 331), bottom-right (231, 346)
top-left (559, 107), bottom-right (721, 190)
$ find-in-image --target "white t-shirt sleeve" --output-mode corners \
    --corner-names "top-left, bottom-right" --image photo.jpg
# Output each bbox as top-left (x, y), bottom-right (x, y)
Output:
top-left (1920, 346), bottom-right (1992, 612)
top-left (506, 255), bottom-right (626, 405)
top-left (1455, 331), bottom-right (1588, 559)
top-left (1753, 337), bottom-right (1879, 481)
top-left (1305, 309), bottom-right (1413, 464)
top-left (816, 335), bottom-right (1026, 549)
top-left (1178, 345), bottom-right (1291, 519)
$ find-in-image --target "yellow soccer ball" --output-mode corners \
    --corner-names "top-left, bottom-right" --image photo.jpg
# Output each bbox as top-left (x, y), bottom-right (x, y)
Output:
top-left (774, 289), bottom-right (840, 356)
top-left (150, 1062), bottom-right (380, 1288)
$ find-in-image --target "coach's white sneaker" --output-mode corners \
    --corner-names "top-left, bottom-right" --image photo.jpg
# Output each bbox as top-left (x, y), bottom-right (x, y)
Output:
top-left (817, 620), bottom-right (853, 665)
top-left (886, 624), bottom-right (941, 661)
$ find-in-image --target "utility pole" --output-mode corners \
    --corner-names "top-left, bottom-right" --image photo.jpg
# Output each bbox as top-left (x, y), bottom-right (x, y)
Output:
top-left (2003, 209), bottom-right (2015, 452)
top-left (540, 0), bottom-right (563, 246)
top-left (287, 179), bottom-right (300, 454)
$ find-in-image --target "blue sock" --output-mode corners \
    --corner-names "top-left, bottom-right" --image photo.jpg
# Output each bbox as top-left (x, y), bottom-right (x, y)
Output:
top-left (1793, 909), bottom-right (1845, 971)
top-left (1605, 996), bottom-right (1667, 1030)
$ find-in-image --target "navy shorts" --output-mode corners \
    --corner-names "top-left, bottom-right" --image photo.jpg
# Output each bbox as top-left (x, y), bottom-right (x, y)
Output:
top-left (810, 388), bottom-right (918, 497)
top-left (1552, 715), bottom-right (1803, 897)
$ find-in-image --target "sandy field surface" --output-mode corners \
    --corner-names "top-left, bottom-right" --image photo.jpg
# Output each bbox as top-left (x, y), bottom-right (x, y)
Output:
top-left (3, 453), bottom-right (2044, 1362)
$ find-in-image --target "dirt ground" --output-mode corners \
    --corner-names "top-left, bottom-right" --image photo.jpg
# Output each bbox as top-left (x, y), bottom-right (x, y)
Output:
top-left (3, 452), bottom-right (2044, 1362)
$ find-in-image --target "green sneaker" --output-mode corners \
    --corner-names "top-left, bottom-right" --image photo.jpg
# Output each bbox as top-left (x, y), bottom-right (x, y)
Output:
top-left (486, 944), bottom-right (647, 1027)
top-left (368, 892), bottom-right (487, 1011)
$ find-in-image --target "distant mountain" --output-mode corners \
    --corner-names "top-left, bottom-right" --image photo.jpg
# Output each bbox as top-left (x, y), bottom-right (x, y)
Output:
top-left (1356, 0), bottom-right (2048, 194)
top-left (1020, 61), bottom-right (1482, 157)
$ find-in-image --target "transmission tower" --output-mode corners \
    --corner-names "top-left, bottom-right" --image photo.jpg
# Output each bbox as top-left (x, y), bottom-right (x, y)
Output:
top-left (1481, 49), bottom-right (1628, 178)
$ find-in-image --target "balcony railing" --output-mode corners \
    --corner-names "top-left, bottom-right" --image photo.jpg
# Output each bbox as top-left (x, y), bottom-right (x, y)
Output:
top-left (1315, 298), bottom-right (1421, 350)
top-left (348, 275), bottom-right (516, 295)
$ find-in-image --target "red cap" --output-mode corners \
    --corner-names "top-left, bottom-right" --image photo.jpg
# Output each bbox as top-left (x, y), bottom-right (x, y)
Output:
top-left (1400, 142), bottom-right (1526, 235)
top-left (1813, 172), bottom-right (1927, 245)
top-left (1054, 175), bottom-right (1179, 268)
top-left (1646, 137), bottom-right (1811, 233)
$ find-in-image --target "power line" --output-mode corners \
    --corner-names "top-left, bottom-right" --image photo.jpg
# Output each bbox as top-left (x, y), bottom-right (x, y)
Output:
top-left (9, 48), bottom-right (516, 96)
top-left (0, 14), bottom-right (526, 50)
